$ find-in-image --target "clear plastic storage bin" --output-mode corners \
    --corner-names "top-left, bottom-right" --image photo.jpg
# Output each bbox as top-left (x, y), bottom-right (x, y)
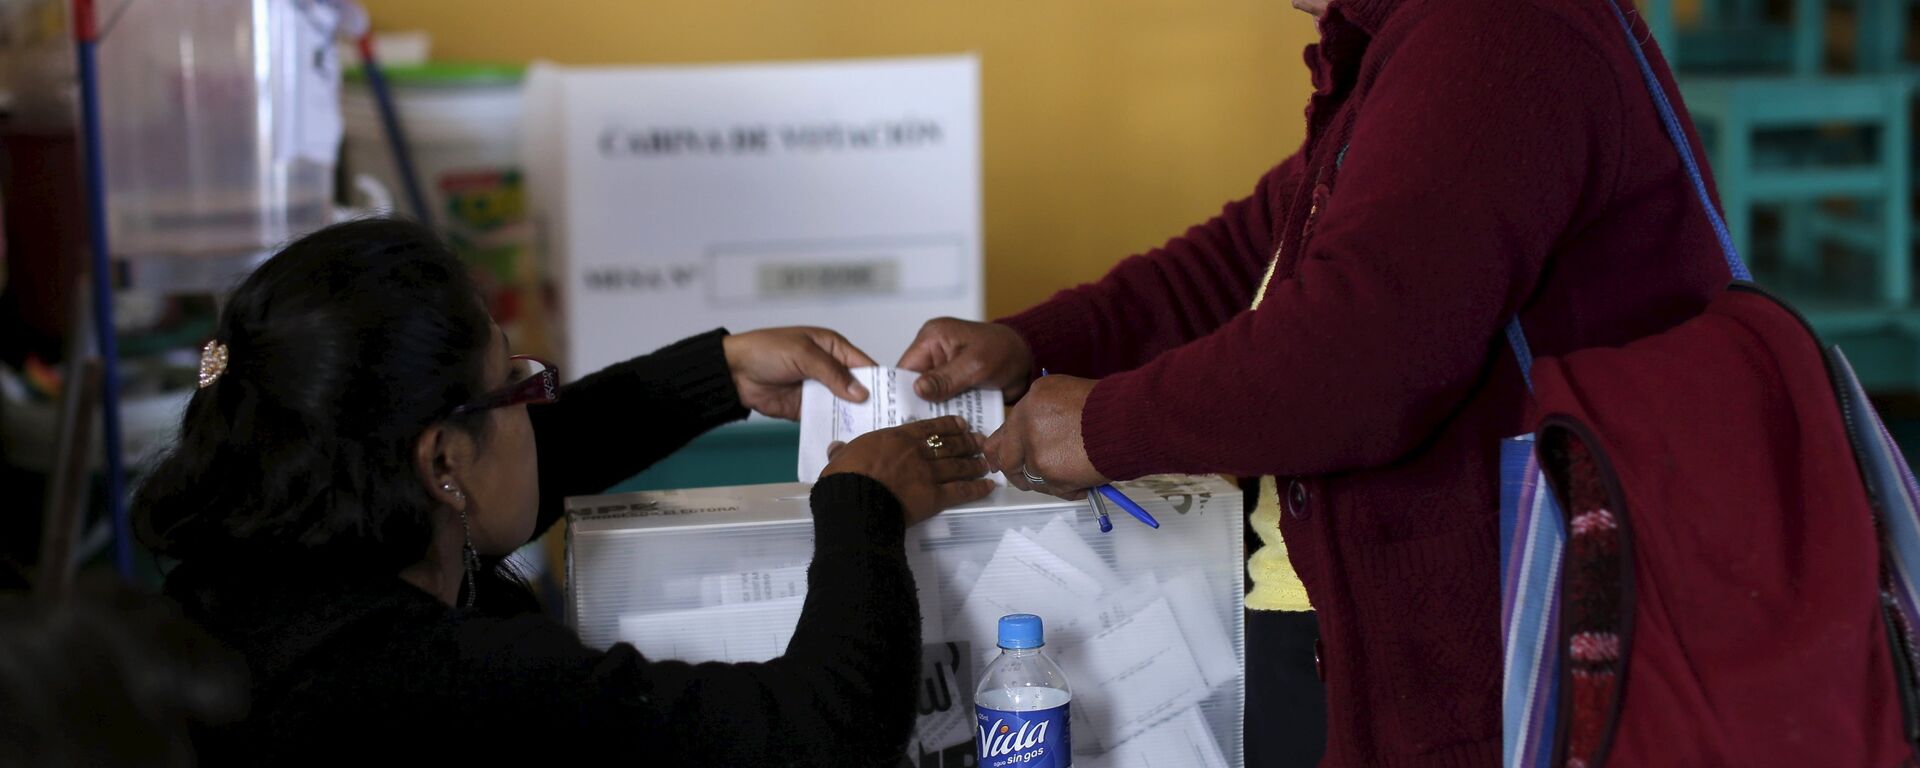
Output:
top-left (97, 0), bottom-right (338, 259)
top-left (568, 476), bottom-right (1245, 767)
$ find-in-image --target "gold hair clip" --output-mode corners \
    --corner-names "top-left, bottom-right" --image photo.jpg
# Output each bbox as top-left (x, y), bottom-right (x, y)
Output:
top-left (198, 340), bottom-right (230, 389)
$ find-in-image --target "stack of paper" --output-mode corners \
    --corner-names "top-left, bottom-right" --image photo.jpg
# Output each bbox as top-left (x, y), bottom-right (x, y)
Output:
top-left (946, 514), bottom-right (1236, 759)
top-left (1080, 709), bottom-right (1230, 768)
top-left (616, 596), bottom-right (806, 663)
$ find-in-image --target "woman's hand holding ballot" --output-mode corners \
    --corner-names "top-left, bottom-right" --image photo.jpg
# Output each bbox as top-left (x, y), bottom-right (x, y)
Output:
top-left (896, 316), bottom-right (1106, 498)
top-left (723, 326), bottom-right (878, 420)
top-left (983, 374), bottom-right (1108, 499)
top-left (823, 415), bottom-right (996, 526)
top-left (896, 317), bottom-right (1036, 403)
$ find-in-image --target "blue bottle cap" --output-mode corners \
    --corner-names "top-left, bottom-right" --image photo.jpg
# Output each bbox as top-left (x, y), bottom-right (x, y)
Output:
top-left (997, 613), bottom-right (1044, 650)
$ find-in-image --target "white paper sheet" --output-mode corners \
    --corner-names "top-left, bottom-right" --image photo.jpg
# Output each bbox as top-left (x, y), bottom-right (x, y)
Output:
top-left (1054, 598), bottom-right (1210, 749)
top-left (926, 529), bottom-right (992, 585)
top-left (1159, 568), bottom-right (1239, 690)
top-left (1033, 514), bottom-right (1120, 587)
top-left (798, 366), bottom-right (1004, 482)
top-left (616, 596), bottom-right (806, 663)
top-left (925, 532), bottom-right (988, 621)
top-left (1076, 577), bottom-right (1161, 635)
top-left (949, 559), bottom-right (984, 609)
top-left (1080, 708), bottom-right (1229, 768)
top-left (698, 564), bottom-right (808, 605)
top-left (953, 529), bottom-right (1105, 669)
top-left (1046, 577), bottom-right (1168, 744)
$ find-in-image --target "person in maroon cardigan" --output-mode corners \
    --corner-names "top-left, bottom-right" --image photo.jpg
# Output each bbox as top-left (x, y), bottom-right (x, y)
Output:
top-left (898, 0), bottom-right (1731, 764)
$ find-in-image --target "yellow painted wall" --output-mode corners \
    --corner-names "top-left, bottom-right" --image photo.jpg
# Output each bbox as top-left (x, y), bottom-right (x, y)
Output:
top-left (359, 0), bottom-right (1319, 318)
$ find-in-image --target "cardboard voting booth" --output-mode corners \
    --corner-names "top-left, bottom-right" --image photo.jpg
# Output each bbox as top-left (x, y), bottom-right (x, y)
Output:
top-left (566, 477), bottom-right (1246, 767)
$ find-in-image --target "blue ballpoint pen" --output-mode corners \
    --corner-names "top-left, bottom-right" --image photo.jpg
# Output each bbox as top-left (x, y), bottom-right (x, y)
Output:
top-left (1095, 484), bottom-right (1161, 530)
top-left (1089, 489), bottom-right (1114, 533)
top-left (1037, 369), bottom-right (1160, 532)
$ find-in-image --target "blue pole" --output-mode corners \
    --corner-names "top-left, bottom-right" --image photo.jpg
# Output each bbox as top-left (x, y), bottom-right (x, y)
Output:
top-left (357, 36), bottom-right (433, 229)
top-left (74, 0), bottom-right (132, 580)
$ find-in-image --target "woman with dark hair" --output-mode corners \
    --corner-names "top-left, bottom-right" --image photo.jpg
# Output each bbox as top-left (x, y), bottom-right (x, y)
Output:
top-left (134, 217), bottom-right (993, 764)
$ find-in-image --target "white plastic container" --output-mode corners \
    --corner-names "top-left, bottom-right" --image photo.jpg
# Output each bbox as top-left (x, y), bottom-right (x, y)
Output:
top-left (97, 0), bottom-right (339, 260)
top-left (567, 477), bottom-right (1245, 767)
top-left (342, 63), bottom-right (540, 350)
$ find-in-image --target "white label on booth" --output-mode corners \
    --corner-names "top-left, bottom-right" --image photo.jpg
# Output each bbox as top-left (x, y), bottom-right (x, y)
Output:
top-left (534, 56), bottom-right (983, 377)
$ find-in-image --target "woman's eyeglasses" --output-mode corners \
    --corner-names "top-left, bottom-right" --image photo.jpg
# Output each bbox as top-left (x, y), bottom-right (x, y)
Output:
top-left (450, 355), bottom-right (559, 416)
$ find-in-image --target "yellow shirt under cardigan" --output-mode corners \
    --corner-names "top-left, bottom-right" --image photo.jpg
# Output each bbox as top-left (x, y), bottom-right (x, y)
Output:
top-left (1247, 478), bottom-right (1313, 611)
top-left (1245, 245), bottom-right (1313, 613)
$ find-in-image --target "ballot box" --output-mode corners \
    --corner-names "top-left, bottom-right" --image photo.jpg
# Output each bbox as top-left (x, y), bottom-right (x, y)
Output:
top-left (567, 476), bottom-right (1245, 768)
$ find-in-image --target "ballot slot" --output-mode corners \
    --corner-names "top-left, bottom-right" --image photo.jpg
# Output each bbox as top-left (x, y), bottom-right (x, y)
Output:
top-left (567, 477), bottom-right (1245, 768)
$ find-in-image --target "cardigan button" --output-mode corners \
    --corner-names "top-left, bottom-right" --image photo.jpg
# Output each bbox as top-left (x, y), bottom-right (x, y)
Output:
top-left (1287, 479), bottom-right (1311, 520)
top-left (1314, 638), bottom-right (1327, 681)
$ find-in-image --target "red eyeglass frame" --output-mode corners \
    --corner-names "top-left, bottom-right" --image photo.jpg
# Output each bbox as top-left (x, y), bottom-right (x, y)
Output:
top-left (450, 355), bottom-right (560, 416)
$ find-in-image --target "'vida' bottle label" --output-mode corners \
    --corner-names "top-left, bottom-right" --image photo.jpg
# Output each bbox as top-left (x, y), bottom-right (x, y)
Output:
top-left (976, 703), bottom-right (1070, 767)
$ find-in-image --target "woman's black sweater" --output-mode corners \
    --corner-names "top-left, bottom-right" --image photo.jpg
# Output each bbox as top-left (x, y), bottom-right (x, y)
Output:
top-left (163, 330), bottom-right (920, 765)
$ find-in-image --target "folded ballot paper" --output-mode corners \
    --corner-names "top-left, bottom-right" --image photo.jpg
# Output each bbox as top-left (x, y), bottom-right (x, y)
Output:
top-left (797, 366), bottom-right (1006, 483)
top-left (565, 477), bottom-right (1244, 767)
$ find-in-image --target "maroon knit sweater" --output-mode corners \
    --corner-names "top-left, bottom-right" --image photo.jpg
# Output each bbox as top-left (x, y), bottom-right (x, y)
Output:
top-left (999, 0), bottom-right (1729, 764)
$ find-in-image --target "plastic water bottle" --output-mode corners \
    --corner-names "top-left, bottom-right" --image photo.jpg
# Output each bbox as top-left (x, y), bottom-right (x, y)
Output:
top-left (975, 613), bottom-right (1072, 767)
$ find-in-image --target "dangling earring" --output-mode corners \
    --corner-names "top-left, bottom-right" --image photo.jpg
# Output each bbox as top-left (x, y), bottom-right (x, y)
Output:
top-left (443, 482), bottom-right (478, 609)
